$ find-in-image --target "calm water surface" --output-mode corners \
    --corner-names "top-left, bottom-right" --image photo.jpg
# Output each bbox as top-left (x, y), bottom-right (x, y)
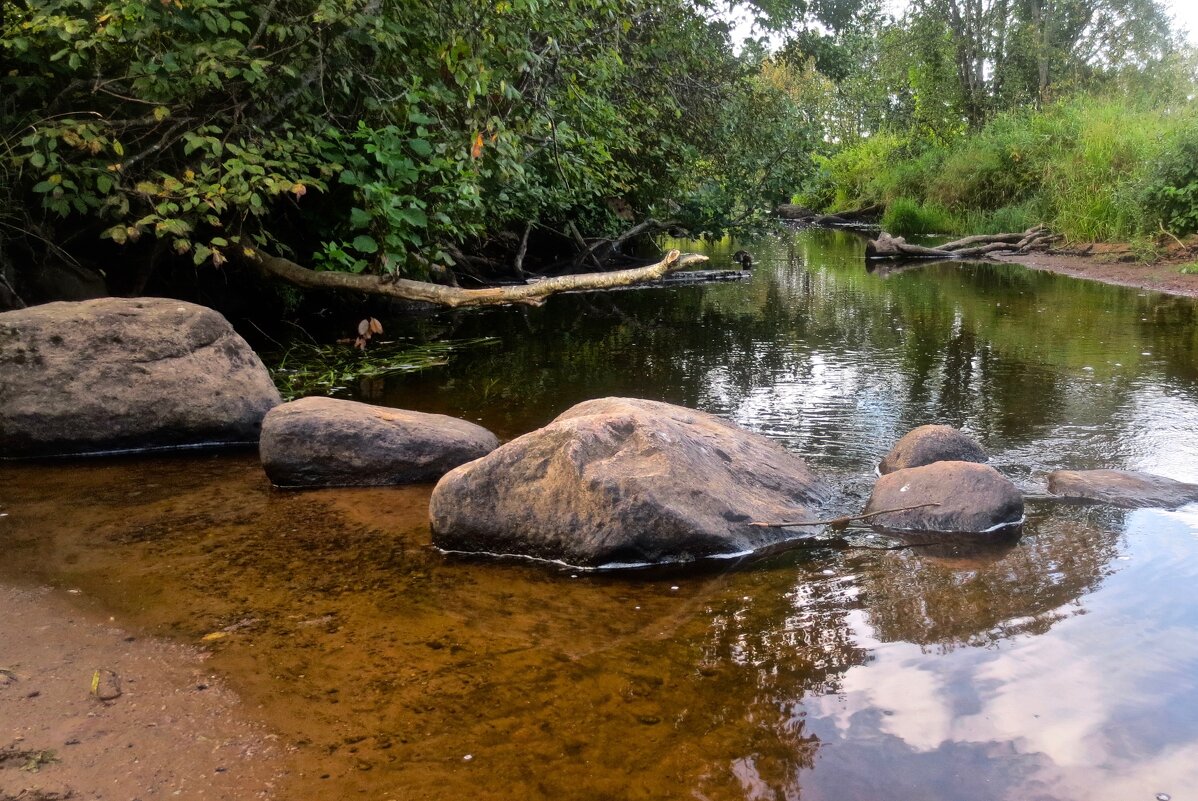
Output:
top-left (3, 229), bottom-right (1198, 800)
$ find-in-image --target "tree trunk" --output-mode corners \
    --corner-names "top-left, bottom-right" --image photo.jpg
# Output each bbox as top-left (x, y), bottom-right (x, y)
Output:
top-left (243, 248), bottom-right (708, 308)
top-left (866, 227), bottom-right (1052, 261)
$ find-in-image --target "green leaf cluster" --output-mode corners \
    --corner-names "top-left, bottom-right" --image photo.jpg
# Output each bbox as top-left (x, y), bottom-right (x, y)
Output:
top-left (2, 0), bottom-right (815, 284)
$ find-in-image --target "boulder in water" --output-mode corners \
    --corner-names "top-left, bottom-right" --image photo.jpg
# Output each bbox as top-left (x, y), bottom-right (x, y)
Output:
top-left (0, 298), bottom-right (281, 457)
top-left (1047, 469), bottom-right (1198, 509)
top-left (879, 425), bottom-right (987, 474)
top-left (864, 461), bottom-right (1023, 533)
top-left (260, 397), bottom-right (499, 487)
top-left (429, 397), bottom-right (831, 567)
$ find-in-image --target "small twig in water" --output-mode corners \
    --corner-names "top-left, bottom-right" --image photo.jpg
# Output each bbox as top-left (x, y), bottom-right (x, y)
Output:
top-left (752, 502), bottom-right (942, 530)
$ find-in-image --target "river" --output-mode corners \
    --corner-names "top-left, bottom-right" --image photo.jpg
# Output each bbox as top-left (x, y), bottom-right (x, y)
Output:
top-left (3, 228), bottom-right (1198, 800)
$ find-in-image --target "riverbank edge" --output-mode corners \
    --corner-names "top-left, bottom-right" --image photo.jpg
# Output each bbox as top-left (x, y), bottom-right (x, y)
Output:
top-left (994, 247), bottom-right (1198, 298)
top-left (0, 582), bottom-right (289, 801)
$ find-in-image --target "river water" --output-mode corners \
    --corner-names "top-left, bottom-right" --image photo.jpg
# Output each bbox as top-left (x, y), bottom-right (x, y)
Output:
top-left (3, 228), bottom-right (1198, 800)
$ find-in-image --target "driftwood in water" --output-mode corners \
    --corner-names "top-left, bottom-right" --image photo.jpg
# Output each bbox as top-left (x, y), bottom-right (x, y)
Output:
top-left (866, 226), bottom-right (1056, 261)
top-left (244, 248), bottom-right (709, 308)
top-left (777, 203), bottom-right (884, 228)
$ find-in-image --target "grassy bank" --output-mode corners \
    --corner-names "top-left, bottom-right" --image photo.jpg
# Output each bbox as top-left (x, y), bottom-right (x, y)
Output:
top-left (799, 96), bottom-right (1198, 242)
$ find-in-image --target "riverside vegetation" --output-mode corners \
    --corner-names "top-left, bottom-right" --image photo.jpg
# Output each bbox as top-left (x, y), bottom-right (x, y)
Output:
top-left (3, 0), bottom-right (1198, 313)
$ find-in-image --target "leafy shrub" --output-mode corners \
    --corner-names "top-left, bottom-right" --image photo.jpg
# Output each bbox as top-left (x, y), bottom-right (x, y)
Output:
top-left (1, 0), bottom-right (787, 290)
top-left (1142, 125), bottom-right (1198, 236)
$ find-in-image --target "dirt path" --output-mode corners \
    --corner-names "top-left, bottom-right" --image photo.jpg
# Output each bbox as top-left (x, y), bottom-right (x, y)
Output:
top-left (995, 248), bottom-right (1198, 298)
top-left (0, 584), bottom-right (287, 801)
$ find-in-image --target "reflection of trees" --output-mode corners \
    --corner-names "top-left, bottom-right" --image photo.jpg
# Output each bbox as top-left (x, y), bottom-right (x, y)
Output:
top-left (857, 506), bottom-right (1125, 651)
top-left (370, 228), bottom-right (1184, 471)
top-left (1143, 296), bottom-right (1198, 384)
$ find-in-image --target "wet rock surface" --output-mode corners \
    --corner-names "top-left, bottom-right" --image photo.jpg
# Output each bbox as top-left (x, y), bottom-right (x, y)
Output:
top-left (0, 298), bottom-right (281, 457)
top-left (1047, 469), bottom-right (1198, 509)
top-left (878, 424), bottom-right (988, 474)
top-left (429, 397), bottom-right (831, 567)
top-left (865, 461), bottom-right (1023, 533)
top-left (260, 397), bottom-right (499, 487)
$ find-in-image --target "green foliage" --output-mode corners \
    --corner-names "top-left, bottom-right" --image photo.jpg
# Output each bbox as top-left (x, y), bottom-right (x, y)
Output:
top-left (881, 197), bottom-right (960, 236)
top-left (796, 131), bottom-right (909, 211)
top-left (678, 58), bottom-right (822, 232)
top-left (1, 0), bottom-right (796, 288)
top-left (957, 202), bottom-right (1041, 235)
top-left (813, 95), bottom-right (1198, 242)
top-left (1142, 125), bottom-right (1198, 236)
top-left (1178, 262), bottom-right (1198, 276)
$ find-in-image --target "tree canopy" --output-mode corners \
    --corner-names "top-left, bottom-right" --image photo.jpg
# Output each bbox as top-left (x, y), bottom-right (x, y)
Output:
top-left (0, 0), bottom-right (1191, 308)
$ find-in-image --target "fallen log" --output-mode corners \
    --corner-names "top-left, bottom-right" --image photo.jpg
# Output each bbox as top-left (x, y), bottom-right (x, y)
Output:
top-left (777, 203), bottom-right (884, 227)
top-left (243, 247), bottom-right (708, 308)
top-left (866, 226), bottom-right (1054, 261)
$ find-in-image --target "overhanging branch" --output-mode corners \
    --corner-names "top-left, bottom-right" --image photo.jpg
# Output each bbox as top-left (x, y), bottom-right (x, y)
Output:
top-left (243, 247), bottom-right (708, 308)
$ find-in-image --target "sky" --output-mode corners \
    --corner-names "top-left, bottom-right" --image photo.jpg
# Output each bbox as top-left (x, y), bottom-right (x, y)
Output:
top-left (734, 1), bottom-right (1198, 49)
top-left (1165, 0), bottom-right (1198, 43)
top-left (879, 0), bottom-right (1198, 44)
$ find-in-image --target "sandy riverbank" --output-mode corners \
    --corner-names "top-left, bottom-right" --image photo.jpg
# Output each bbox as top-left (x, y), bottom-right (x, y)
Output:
top-left (0, 584), bottom-right (287, 801)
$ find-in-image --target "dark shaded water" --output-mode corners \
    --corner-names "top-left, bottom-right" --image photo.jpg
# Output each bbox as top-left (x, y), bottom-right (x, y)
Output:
top-left (4, 229), bottom-right (1198, 800)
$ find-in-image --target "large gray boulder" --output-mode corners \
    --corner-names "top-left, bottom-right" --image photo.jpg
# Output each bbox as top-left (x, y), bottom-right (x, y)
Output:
top-left (260, 397), bottom-right (498, 487)
top-left (429, 397), bottom-right (831, 567)
top-left (864, 461), bottom-right (1023, 533)
top-left (0, 298), bottom-right (281, 457)
top-left (1047, 469), bottom-right (1198, 509)
top-left (879, 424), bottom-right (987, 474)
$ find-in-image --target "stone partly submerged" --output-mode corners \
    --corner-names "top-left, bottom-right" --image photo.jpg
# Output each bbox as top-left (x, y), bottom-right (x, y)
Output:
top-left (865, 461), bottom-right (1024, 533)
top-left (0, 298), bottom-right (281, 457)
top-left (260, 397), bottom-right (499, 488)
top-left (878, 424), bottom-right (988, 474)
top-left (1047, 468), bottom-right (1198, 510)
top-left (429, 397), bottom-right (831, 567)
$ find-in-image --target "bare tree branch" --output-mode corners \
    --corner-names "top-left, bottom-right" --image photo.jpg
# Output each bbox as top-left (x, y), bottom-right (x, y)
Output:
top-left (243, 247), bottom-right (708, 308)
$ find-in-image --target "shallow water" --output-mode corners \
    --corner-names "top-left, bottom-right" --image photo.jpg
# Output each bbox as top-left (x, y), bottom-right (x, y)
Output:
top-left (4, 228), bottom-right (1198, 800)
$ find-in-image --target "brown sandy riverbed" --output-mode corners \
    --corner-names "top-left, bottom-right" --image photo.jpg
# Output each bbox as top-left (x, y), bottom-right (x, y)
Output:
top-left (0, 584), bottom-right (288, 801)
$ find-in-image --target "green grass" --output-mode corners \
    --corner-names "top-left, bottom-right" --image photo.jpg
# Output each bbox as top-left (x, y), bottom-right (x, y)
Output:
top-left (1179, 261), bottom-right (1198, 275)
top-left (804, 94), bottom-right (1198, 241)
top-left (881, 197), bottom-right (962, 236)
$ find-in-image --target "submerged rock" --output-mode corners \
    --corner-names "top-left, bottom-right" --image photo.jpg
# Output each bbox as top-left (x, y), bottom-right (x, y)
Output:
top-left (1047, 469), bottom-right (1198, 509)
top-left (260, 397), bottom-right (498, 487)
top-left (865, 461), bottom-right (1023, 533)
top-left (429, 397), bottom-right (831, 567)
top-left (878, 424), bottom-right (988, 474)
top-left (0, 298), bottom-right (281, 457)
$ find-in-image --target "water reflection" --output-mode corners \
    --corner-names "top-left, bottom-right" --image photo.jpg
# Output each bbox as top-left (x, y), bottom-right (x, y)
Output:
top-left (377, 229), bottom-right (1198, 483)
top-left (3, 229), bottom-right (1198, 800)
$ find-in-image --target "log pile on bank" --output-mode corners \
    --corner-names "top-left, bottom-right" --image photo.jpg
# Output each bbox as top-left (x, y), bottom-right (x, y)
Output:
top-left (866, 226), bottom-right (1057, 261)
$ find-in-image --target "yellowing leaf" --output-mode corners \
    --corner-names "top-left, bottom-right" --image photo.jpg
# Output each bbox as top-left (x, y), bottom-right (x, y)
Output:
top-left (470, 132), bottom-right (484, 159)
top-left (201, 631), bottom-right (229, 642)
